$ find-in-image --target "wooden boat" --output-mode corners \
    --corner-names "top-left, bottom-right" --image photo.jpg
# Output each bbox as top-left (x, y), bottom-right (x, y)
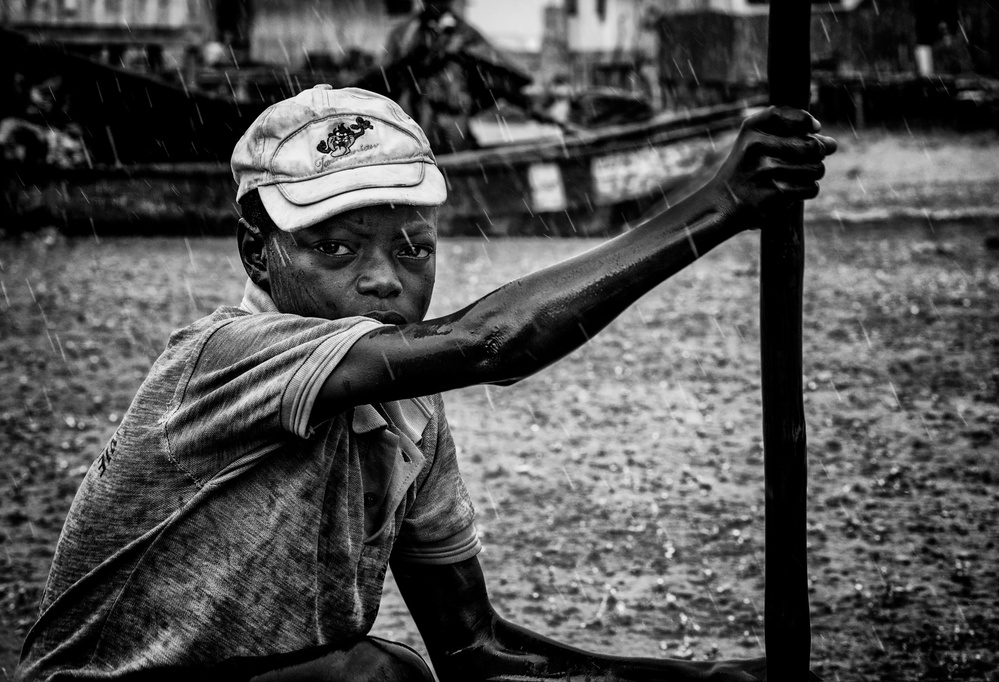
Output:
top-left (5, 101), bottom-right (755, 238)
top-left (434, 103), bottom-right (752, 236)
top-left (1, 29), bottom-right (757, 237)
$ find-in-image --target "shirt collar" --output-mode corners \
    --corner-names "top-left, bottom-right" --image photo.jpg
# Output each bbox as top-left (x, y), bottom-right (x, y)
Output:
top-left (239, 278), bottom-right (280, 314)
top-left (352, 399), bottom-right (432, 445)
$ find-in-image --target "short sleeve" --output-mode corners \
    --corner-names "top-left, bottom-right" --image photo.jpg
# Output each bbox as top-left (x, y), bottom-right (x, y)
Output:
top-left (392, 396), bottom-right (481, 565)
top-left (165, 311), bottom-right (382, 484)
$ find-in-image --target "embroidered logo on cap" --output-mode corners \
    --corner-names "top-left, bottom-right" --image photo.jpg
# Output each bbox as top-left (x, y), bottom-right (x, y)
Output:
top-left (317, 117), bottom-right (374, 158)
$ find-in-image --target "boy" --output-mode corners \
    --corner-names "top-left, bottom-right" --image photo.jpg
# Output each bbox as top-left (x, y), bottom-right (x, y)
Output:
top-left (19, 85), bottom-right (834, 681)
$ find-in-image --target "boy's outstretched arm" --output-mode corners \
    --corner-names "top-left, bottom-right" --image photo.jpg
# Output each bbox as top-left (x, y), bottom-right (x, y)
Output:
top-left (392, 556), bottom-right (807, 682)
top-left (318, 106), bottom-right (835, 414)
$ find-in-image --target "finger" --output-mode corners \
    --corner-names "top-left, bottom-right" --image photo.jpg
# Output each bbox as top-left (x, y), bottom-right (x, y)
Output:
top-left (760, 156), bottom-right (827, 183)
top-left (748, 106), bottom-right (820, 136)
top-left (777, 106), bottom-right (821, 135)
top-left (811, 133), bottom-right (838, 156)
top-left (766, 135), bottom-right (829, 163)
top-left (744, 132), bottom-right (831, 167)
top-left (767, 160), bottom-right (825, 195)
top-left (771, 179), bottom-right (821, 200)
top-left (780, 160), bottom-right (826, 182)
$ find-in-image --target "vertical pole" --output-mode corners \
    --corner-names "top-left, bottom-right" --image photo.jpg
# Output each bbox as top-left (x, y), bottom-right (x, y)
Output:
top-left (762, 1), bottom-right (812, 681)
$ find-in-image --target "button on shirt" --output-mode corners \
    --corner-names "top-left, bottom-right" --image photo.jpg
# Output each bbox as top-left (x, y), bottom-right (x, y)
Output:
top-left (19, 280), bottom-right (481, 680)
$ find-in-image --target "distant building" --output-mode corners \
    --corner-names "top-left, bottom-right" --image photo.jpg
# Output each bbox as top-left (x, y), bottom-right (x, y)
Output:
top-left (535, 5), bottom-right (570, 86)
top-left (248, 0), bottom-right (463, 71)
top-left (651, 0), bottom-right (992, 108)
top-left (1, 1), bottom-right (474, 75)
top-left (1, 0), bottom-right (210, 74)
top-left (567, 0), bottom-right (657, 92)
top-left (533, 0), bottom-right (658, 99)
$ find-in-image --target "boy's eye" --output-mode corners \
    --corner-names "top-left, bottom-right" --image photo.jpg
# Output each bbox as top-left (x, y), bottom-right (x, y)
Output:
top-left (314, 242), bottom-right (353, 257)
top-left (398, 244), bottom-right (434, 260)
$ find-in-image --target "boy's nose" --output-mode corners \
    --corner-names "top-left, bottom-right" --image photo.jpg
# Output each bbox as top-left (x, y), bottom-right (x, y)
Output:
top-left (357, 256), bottom-right (403, 298)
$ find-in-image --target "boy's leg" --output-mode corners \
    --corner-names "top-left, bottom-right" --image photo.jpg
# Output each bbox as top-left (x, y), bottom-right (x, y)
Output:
top-left (241, 637), bottom-right (434, 682)
top-left (121, 637), bottom-right (434, 682)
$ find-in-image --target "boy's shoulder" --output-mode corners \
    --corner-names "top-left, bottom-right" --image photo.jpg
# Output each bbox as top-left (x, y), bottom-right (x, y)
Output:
top-left (166, 305), bottom-right (374, 352)
top-left (164, 304), bottom-right (250, 347)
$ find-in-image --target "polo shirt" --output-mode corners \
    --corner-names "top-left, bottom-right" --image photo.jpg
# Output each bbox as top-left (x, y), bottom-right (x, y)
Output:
top-left (18, 280), bottom-right (481, 681)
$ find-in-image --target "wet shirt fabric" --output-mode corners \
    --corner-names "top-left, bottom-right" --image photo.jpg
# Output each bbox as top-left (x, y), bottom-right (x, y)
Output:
top-left (18, 281), bottom-right (481, 681)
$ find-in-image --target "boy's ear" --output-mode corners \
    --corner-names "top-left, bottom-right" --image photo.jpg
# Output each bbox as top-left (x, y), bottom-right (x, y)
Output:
top-left (237, 218), bottom-right (270, 291)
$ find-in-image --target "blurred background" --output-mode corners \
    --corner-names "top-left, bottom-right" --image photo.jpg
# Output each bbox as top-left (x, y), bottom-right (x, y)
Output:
top-left (1, 2), bottom-right (998, 681)
top-left (2, 0), bottom-right (997, 236)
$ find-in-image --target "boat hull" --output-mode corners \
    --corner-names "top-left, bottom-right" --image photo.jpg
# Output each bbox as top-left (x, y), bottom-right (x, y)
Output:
top-left (3, 104), bottom-right (749, 238)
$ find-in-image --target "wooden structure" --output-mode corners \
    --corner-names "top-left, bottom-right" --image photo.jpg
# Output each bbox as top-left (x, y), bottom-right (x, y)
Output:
top-left (761, 0), bottom-right (812, 678)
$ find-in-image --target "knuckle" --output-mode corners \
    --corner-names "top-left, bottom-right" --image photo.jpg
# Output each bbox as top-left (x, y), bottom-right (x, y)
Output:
top-left (746, 105), bottom-right (778, 129)
top-left (776, 106), bottom-right (818, 134)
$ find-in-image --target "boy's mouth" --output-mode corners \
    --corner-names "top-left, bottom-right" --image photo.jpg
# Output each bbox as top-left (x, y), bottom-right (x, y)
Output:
top-left (363, 310), bottom-right (408, 325)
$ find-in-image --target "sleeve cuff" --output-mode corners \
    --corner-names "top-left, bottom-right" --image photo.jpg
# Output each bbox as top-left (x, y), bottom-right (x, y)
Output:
top-left (281, 318), bottom-right (384, 438)
top-left (391, 524), bottom-right (482, 566)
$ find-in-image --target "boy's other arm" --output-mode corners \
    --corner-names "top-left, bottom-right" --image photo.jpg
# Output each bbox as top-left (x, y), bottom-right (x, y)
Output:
top-left (392, 556), bottom-right (808, 681)
top-left (317, 107), bottom-right (835, 414)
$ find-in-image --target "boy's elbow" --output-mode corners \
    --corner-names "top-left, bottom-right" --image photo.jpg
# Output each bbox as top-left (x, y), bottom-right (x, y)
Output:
top-left (464, 319), bottom-right (543, 385)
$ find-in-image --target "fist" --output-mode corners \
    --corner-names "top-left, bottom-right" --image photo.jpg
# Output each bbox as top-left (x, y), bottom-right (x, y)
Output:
top-left (706, 106), bottom-right (837, 226)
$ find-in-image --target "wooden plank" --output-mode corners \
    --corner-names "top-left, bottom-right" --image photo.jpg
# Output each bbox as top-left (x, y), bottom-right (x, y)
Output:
top-left (762, 1), bottom-right (813, 681)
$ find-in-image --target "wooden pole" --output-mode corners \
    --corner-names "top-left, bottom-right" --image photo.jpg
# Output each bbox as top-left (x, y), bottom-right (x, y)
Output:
top-left (762, 1), bottom-right (812, 682)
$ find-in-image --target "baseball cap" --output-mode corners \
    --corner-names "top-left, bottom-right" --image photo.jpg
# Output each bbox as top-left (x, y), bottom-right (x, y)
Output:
top-left (231, 85), bottom-right (447, 232)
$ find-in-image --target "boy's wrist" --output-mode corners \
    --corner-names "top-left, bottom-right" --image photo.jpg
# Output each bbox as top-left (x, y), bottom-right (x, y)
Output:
top-left (652, 183), bottom-right (745, 260)
top-left (695, 177), bottom-right (754, 236)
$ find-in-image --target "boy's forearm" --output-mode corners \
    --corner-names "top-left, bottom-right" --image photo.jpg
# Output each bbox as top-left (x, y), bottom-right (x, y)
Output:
top-left (320, 186), bottom-right (739, 410)
top-left (449, 185), bottom-right (739, 385)
top-left (393, 558), bottom-right (723, 682)
top-left (440, 614), bottom-right (716, 682)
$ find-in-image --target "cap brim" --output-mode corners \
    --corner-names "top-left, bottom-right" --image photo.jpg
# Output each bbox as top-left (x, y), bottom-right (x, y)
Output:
top-left (258, 161), bottom-right (447, 232)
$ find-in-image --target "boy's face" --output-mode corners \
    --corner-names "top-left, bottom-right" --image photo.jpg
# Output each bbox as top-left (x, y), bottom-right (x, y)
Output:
top-left (263, 204), bottom-right (438, 324)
